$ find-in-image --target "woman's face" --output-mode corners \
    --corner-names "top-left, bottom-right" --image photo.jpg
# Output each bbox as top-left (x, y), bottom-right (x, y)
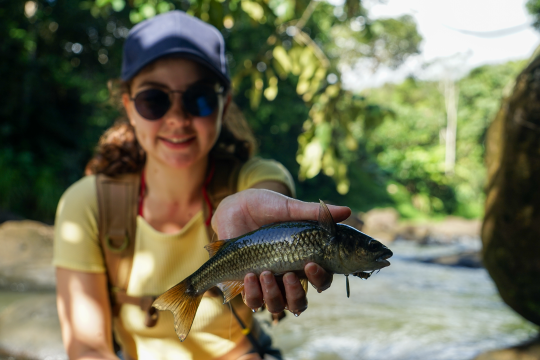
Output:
top-left (123, 58), bottom-right (225, 169)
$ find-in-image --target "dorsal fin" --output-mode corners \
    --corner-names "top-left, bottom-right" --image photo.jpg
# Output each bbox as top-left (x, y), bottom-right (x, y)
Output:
top-left (204, 240), bottom-right (228, 258)
top-left (318, 200), bottom-right (336, 237)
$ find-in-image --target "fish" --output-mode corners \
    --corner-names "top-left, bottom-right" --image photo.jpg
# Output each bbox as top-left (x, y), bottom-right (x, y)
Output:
top-left (153, 200), bottom-right (393, 341)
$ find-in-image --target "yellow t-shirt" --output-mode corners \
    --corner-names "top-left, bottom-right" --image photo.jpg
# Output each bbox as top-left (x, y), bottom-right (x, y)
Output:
top-left (53, 157), bottom-right (295, 360)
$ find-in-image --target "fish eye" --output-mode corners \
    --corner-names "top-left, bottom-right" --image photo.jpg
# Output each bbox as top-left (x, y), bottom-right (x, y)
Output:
top-left (368, 239), bottom-right (381, 250)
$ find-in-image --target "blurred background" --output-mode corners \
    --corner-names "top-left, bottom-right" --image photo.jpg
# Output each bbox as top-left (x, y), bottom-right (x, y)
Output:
top-left (1, 0), bottom-right (540, 359)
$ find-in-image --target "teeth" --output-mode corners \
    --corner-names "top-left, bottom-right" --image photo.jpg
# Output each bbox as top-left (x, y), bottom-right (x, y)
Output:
top-left (167, 138), bottom-right (191, 144)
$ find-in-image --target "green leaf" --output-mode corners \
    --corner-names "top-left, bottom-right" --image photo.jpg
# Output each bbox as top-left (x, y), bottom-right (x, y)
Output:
top-left (272, 46), bottom-right (292, 74)
top-left (241, 0), bottom-right (264, 21)
top-left (111, 0), bottom-right (125, 11)
top-left (140, 4), bottom-right (156, 19)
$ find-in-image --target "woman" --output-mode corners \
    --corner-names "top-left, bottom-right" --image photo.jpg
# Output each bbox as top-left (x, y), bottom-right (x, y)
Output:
top-left (53, 10), bottom-right (350, 360)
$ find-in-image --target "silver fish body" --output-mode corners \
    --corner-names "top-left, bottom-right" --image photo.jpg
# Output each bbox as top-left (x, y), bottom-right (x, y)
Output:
top-left (191, 221), bottom-right (391, 295)
top-left (153, 201), bottom-right (393, 341)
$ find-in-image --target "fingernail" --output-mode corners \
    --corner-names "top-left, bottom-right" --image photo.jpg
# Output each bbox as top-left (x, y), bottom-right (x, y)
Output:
top-left (284, 273), bottom-right (297, 285)
top-left (245, 273), bottom-right (257, 284)
top-left (262, 272), bottom-right (272, 284)
top-left (307, 263), bottom-right (318, 276)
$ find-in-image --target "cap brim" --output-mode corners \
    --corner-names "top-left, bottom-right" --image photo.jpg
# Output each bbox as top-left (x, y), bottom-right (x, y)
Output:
top-left (121, 48), bottom-right (230, 87)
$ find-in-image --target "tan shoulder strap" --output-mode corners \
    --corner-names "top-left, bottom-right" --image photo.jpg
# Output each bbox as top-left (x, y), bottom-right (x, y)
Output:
top-left (96, 173), bottom-right (139, 302)
top-left (202, 154), bottom-right (245, 242)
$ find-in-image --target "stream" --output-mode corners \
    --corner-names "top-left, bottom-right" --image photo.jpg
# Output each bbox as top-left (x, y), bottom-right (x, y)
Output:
top-left (257, 239), bottom-right (537, 360)
top-left (0, 239), bottom-right (537, 360)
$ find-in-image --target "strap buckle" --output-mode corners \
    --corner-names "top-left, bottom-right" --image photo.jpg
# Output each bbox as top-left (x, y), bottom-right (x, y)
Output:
top-left (106, 234), bottom-right (129, 252)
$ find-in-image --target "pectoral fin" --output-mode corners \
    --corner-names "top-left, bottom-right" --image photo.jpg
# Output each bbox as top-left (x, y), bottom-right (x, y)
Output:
top-left (300, 278), bottom-right (308, 294)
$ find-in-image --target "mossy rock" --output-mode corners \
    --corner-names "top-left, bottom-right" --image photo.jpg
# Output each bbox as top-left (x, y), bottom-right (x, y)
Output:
top-left (482, 51), bottom-right (540, 326)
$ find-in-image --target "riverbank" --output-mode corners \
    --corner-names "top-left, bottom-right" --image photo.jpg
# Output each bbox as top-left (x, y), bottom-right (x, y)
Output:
top-left (0, 216), bottom-right (536, 359)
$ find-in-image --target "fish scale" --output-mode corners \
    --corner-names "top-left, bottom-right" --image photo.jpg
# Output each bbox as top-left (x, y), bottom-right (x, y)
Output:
top-left (191, 223), bottom-right (327, 292)
top-left (153, 200), bottom-right (393, 342)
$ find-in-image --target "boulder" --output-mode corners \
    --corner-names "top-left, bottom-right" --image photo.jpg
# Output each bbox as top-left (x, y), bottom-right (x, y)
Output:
top-left (397, 217), bottom-right (481, 244)
top-left (361, 208), bottom-right (399, 243)
top-left (0, 293), bottom-right (66, 359)
top-left (0, 221), bottom-right (56, 291)
top-left (339, 213), bottom-right (364, 231)
top-left (420, 250), bottom-right (483, 268)
top-left (482, 53), bottom-right (540, 326)
top-left (474, 336), bottom-right (540, 360)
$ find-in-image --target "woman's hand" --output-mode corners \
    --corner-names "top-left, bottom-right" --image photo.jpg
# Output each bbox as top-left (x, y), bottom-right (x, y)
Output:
top-left (212, 189), bottom-right (351, 316)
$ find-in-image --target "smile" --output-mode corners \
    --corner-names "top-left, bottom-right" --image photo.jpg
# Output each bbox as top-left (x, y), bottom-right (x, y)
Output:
top-left (162, 136), bottom-right (195, 144)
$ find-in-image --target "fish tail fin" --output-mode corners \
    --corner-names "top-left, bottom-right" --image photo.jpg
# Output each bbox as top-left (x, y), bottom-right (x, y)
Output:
top-left (152, 277), bottom-right (203, 342)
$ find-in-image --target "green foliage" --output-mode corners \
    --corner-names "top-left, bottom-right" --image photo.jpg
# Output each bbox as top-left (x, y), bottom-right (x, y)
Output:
top-left (1, 0), bottom-right (422, 221)
top-left (363, 60), bottom-right (526, 219)
top-left (90, 0), bottom-right (422, 193)
top-left (527, 0), bottom-right (540, 29)
top-left (0, 0), bottom-right (126, 222)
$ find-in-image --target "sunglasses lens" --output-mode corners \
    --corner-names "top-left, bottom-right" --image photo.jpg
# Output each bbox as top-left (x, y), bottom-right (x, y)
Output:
top-left (134, 89), bottom-right (170, 120)
top-left (184, 84), bottom-right (218, 117)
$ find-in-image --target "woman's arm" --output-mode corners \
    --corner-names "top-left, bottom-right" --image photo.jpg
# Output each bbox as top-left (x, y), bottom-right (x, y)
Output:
top-left (56, 267), bottom-right (119, 360)
top-left (212, 187), bottom-right (351, 316)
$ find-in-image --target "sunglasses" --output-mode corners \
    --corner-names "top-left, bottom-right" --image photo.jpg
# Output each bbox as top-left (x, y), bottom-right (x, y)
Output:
top-left (130, 82), bottom-right (224, 121)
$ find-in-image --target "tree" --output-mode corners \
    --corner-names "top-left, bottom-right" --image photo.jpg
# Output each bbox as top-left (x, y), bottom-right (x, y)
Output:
top-left (0, 0), bottom-right (422, 221)
top-left (362, 60), bottom-right (525, 218)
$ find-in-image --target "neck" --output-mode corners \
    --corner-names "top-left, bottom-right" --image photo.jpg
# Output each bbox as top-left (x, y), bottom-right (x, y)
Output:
top-left (143, 156), bottom-right (209, 205)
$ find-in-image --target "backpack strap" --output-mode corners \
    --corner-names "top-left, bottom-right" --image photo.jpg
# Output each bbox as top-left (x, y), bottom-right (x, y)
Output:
top-left (96, 173), bottom-right (139, 296)
top-left (96, 173), bottom-right (158, 326)
top-left (202, 153), bottom-right (244, 242)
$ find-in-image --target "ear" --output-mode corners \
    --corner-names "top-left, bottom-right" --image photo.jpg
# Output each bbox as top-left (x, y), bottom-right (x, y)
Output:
top-left (122, 93), bottom-right (136, 127)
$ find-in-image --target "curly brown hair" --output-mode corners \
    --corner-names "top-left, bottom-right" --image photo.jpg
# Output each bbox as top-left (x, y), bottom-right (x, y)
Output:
top-left (85, 74), bottom-right (257, 176)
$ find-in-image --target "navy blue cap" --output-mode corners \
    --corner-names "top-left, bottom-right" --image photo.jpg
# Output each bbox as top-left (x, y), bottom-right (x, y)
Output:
top-left (121, 11), bottom-right (229, 86)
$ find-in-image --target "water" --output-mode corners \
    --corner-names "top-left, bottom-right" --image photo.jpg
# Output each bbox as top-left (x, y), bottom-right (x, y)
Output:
top-left (257, 239), bottom-right (537, 360)
top-left (0, 239), bottom-right (536, 360)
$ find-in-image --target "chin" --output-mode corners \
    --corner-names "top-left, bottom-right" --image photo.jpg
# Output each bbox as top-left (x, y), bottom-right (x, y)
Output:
top-left (162, 153), bottom-right (205, 169)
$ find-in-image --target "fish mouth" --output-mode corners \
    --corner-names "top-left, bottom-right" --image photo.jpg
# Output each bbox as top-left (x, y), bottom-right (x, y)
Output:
top-left (376, 249), bottom-right (393, 267)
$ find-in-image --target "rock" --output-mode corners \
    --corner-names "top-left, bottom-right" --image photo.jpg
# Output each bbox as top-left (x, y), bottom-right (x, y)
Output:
top-left (0, 293), bottom-right (66, 359)
top-left (474, 336), bottom-right (540, 360)
top-left (361, 208), bottom-right (399, 244)
top-left (0, 221), bottom-right (55, 291)
top-left (339, 213), bottom-right (364, 231)
top-left (420, 250), bottom-right (483, 268)
top-left (397, 217), bottom-right (481, 244)
top-left (482, 52), bottom-right (540, 326)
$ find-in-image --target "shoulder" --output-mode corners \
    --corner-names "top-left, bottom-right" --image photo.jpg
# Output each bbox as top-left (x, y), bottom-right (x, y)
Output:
top-left (58, 175), bottom-right (97, 210)
top-left (55, 175), bottom-right (99, 235)
top-left (56, 175), bottom-right (98, 225)
top-left (54, 175), bottom-right (105, 273)
top-left (237, 157), bottom-right (296, 197)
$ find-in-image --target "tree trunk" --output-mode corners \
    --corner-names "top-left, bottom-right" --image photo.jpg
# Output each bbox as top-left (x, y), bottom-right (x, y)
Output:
top-left (482, 52), bottom-right (540, 326)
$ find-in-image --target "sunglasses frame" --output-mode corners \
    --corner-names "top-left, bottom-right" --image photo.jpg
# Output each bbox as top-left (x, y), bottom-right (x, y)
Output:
top-left (130, 82), bottom-right (225, 121)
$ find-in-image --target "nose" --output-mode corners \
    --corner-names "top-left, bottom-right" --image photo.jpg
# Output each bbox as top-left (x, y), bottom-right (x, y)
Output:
top-left (164, 93), bottom-right (191, 126)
